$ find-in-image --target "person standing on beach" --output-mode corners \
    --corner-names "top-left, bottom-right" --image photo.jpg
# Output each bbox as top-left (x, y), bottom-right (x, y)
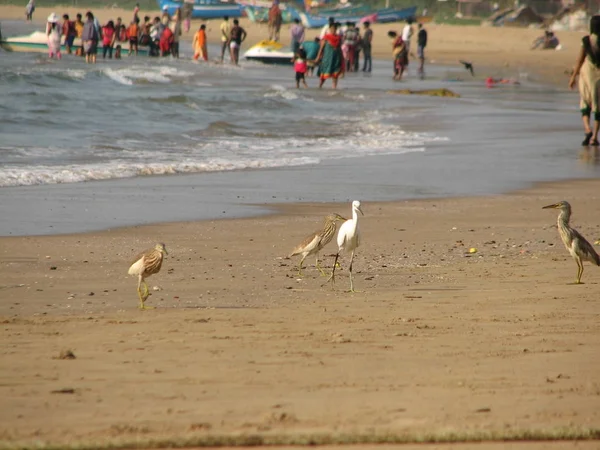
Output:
top-left (342, 22), bottom-right (358, 72)
top-left (569, 15), bottom-right (600, 146)
top-left (75, 13), bottom-right (84, 38)
top-left (268, 1), bottom-right (282, 42)
top-left (149, 16), bottom-right (163, 57)
top-left (25, 0), bottom-right (35, 21)
top-left (220, 16), bottom-right (231, 62)
top-left (82, 11), bottom-right (99, 64)
top-left (102, 20), bottom-right (116, 59)
top-left (388, 30), bottom-right (407, 80)
top-left (170, 8), bottom-right (182, 58)
top-left (316, 22), bottom-right (343, 89)
top-left (46, 13), bottom-right (62, 59)
top-left (290, 18), bottom-right (305, 55)
top-left (417, 23), bottom-right (427, 77)
top-left (62, 14), bottom-right (76, 54)
top-left (127, 19), bottom-right (139, 56)
top-left (362, 21), bottom-right (372, 72)
top-left (228, 18), bottom-right (246, 65)
top-left (193, 24), bottom-right (208, 61)
top-left (182, 0), bottom-right (194, 32)
top-left (401, 18), bottom-right (414, 67)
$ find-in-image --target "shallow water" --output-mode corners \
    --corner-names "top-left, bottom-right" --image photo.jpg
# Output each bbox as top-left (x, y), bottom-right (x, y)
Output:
top-left (0, 20), bottom-right (598, 235)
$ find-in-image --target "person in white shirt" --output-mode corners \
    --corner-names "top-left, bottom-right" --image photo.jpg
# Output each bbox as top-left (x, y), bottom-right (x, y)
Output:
top-left (401, 18), bottom-right (414, 65)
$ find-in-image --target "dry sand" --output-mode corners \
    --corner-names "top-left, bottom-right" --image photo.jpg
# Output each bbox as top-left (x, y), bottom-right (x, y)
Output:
top-left (0, 5), bottom-right (584, 84)
top-left (1, 179), bottom-right (600, 449)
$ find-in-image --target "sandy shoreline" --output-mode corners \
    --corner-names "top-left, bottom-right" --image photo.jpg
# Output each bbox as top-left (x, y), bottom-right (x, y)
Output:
top-left (1, 178), bottom-right (600, 448)
top-left (0, 5), bottom-right (585, 84)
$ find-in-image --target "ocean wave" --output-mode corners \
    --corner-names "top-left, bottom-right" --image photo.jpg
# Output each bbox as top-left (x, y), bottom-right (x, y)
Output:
top-left (102, 65), bottom-right (194, 85)
top-left (0, 157), bottom-right (320, 187)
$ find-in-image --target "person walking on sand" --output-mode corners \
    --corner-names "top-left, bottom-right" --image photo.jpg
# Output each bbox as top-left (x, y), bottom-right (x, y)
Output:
top-left (46, 13), bottom-right (62, 59)
top-left (362, 21), bottom-right (373, 72)
top-left (569, 15), bottom-right (600, 146)
top-left (220, 16), bottom-right (231, 62)
top-left (25, 0), bottom-right (35, 21)
top-left (417, 23), bottom-right (427, 77)
top-left (193, 24), bottom-right (208, 61)
top-left (316, 22), bottom-right (343, 89)
top-left (82, 11), bottom-right (99, 64)
top-left (228, 18), bottom-right (246, 65)
top-left (268, 0), bottom-right (282, 41)
top-left (127, 19), bottom-right (139, 56)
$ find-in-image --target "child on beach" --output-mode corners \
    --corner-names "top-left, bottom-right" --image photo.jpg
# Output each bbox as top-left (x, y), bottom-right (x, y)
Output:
top-left (293, 48), bottom-right (308, 88)
top-left (127, 19), bottom-right (139, 56)
top-left (388, 30), bottom-right (407, 81)
top-left (115, 45), bottom-right (122, 59)
top-left (193, 24), bottom-right (208, 61)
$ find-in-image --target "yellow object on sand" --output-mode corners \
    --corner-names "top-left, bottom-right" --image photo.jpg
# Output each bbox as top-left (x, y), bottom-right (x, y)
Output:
top-left (469, 247), bottom-right (477, 254)
top-left (387, 88), bottom-right (460, 98)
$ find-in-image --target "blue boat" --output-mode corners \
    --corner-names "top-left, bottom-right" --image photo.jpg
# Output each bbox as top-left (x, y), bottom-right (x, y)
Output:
top-left (300, 5), bottom-right (417, 29)
top-left (158, 0), bottom-right (243, 19)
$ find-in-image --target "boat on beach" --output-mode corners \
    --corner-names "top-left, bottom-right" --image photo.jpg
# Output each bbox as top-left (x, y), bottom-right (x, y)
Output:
top-left (243, 40), bottom-right (293, 65)
top-left (299, 5), bottom-right (417, 28)
top-left (0, 30), bottom-right (150, 55)
top-left (158, 0), bottom-right (243, 19)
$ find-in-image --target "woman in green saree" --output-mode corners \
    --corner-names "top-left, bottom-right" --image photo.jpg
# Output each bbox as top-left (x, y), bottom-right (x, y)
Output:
top-left (316, 23), bottom-right (343, 89)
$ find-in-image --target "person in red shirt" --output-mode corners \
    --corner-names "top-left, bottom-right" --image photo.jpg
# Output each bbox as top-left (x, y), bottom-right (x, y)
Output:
top-left (102, 20), bottom-right (116, 59)
top-left (159, 25), bottom-right (173, 56)
top-left (62, 14), bottom-right (76, 54)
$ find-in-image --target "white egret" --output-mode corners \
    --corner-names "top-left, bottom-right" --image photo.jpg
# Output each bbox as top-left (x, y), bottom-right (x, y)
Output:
top-left (329, 200), bottom-right (364, 292)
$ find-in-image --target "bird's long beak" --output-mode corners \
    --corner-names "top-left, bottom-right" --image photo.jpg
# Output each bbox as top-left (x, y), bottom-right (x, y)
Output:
top-left (542, 203), bottom-right (558, 209)
top-left (358, 206), bottom-right (364, 216)
top-left (163, 248), bottom-right (169, 255)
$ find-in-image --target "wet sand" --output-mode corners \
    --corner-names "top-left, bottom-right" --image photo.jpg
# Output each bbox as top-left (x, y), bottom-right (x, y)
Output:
top-left (0, 5), bottom-right (583, 84)
top-left (1, 179), bottom-right (600, 448)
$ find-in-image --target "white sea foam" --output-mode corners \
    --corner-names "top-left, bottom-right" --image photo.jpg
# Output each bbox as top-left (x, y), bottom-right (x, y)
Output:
top-left (102, 65), bottom-right (193, 85)
top-left (0, 157), bottom-right (320, 187)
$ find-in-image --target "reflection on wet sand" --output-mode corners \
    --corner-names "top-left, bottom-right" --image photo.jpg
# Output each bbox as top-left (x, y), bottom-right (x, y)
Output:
top-left (579, 147), bottom-right (600, 165)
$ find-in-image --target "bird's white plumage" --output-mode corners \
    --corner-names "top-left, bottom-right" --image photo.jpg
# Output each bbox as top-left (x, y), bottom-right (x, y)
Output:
top-left (337, 200), bottom-right (362, 253)
top-left (128, 256), bottom-right (145, 276)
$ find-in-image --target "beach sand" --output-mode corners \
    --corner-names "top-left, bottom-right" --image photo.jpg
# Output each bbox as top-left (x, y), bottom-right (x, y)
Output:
top-left (0, 5), bottom-right (583, 84)
top-left (1, 179), bottom-right (600, 448)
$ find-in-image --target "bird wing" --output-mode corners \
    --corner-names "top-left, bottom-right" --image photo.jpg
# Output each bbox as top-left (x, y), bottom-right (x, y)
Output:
top-left (289, 231), bottom-right (321, 257)
top-left (573, 229), bottom-right (600, 265)
top-left (128, 254), bottom-right (145, 275)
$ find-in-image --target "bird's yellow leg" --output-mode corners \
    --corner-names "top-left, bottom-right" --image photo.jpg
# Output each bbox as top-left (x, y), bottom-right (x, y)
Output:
top-left (297, 255), bottom-right (306, 277)
top-left (327, 253), bottom-right (339, 289)
top-left (315, 256), bottom-right (327, 276)
top-left (140, 280), bottom-right (154, 309)
top-left (576, 260), bottom-right (584, 284)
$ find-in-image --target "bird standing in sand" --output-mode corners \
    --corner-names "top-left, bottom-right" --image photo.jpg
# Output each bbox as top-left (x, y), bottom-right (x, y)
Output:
top-left (128, 243), bottom-right (168, 309)
top-left (459, 60), bottom-right (475, 76)
top-left (543, 201), bottom-right (599, 284)
top-left (329, 200), bottom-right (364, 292)
top-left (289, 213), bottom-right (346, 276)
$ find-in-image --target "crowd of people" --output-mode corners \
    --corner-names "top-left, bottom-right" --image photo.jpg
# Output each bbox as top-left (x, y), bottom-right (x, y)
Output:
top-left (40, 1), bottom-right (429, 88)
top-left (287, 16), bottom-right (427, 89)
top-left (44, 5), bottom-right (186, 63)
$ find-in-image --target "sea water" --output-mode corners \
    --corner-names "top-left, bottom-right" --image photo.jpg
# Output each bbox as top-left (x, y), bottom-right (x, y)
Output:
top-left (0, 20), bottom-right (597, 235)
